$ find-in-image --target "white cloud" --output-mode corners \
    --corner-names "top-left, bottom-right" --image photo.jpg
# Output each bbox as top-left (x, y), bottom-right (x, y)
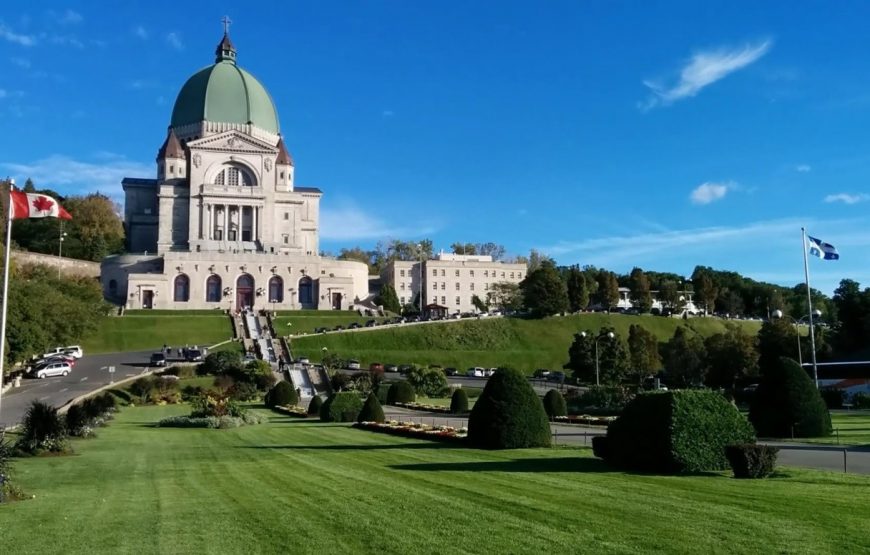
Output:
top-left (824, 193), bottom-right (870, 205)
top-left (49, 34), bottom-right (84, 48)
top-left (796, 164), bottom-right (812, 173)
top-left (10, 56), bottom-right (30, 68)
top-left (320, 203), bottom-right (436, 241)
top-left (640, 40), bottom-right (772, 110)
top-left (166, 32), bottom-right (183, 51)
top-left (382, 110), bottom-right (395, 117)
top-left (54, 9), bottom-right (83, 25)
top-left (0, 23), bottom-right (37, 46)
top-left (133, 25), bottom-right (148, 39)
top-left (690, 181), bottom-right (733, 205)
top-left (0, 154), bottom-right (152, 200)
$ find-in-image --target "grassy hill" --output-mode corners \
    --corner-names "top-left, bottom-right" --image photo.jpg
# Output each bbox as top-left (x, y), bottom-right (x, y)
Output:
top-left (291, 313), bottom-right (761, 373)
top-left (273, 310), bottom-right (390, 335)
top-left (81, 311), bottom-right (234, 354)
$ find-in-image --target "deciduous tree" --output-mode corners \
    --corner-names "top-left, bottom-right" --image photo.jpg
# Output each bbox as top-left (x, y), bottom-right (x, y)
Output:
top-left (627, 324), bottom-right (661, 384)
top-left (628, 267), bottom-right (652, 313)
top-left (519, 261), bottom-right (568, 318)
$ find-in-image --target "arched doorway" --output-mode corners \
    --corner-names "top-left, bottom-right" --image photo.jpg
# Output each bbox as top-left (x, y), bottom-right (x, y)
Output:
top-left (236, 274), bottom-right (254, 311)
top-left (269, 276), bottom-right (284, 303)
top-left (206, 275), bottom-right (222, 303)
top-left (174, 274), bottom-right (190, 302)
top-left (298, 276), bottom-right (313, 308)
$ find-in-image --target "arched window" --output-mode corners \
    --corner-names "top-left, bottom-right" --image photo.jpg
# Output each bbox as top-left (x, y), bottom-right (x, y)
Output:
top-left (298, 276), bottom-right (313, 306)
top-left (206, 275), bottom-right (222, 302)
top-left (213, 164), bottom-right (255, 187)
top-left (269, 276), bottom-right (284, 303)
top-left (108, 279), bottom-right (117, 296)
top-left (174, 274), bottom-right (190, 302)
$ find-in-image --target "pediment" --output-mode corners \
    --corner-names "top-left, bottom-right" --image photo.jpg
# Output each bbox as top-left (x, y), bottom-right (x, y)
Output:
top-left (187, 130), bottom-right (277, 154)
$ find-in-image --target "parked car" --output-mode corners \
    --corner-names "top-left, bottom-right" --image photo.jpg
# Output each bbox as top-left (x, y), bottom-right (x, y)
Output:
top-left (384, 363), bottom-right (398, 373)
top-left (547, 371), bottom-right (566, 383)
top-left (347, 359), bottom-right (361, 370)
top-left (533, 368), bottom-right (551, 379)
top-left (30, 361), bottom-right (72, 379)
top-left (486, 368), bottom-right (498, 377)
top-left (365, 319), bottom-right (377, 327)
top-left (41, 347), bottom-right (67, 359)
top-left (369, 362), bottom-right (384, 372)
top-left (349, 322), bottom-right (361, 329)
top-left (150, 352), bottom-right (167, 367)
top-left (333, 325), bottom-right (344, 331)
top-left (297, 357), bottom-right (310, 365)
top-left (466, 367), bottom-right (485, 378)
top-left (314, 327), bottom-right (328, 334)
top-left (398, 364), bottom-right (413, 374)
top-left (444, 367), bottom-right (458, 376)
top-left (185, 349), bottom-right (203, 362)
top-left (62, 345), bottom-right (84, 358)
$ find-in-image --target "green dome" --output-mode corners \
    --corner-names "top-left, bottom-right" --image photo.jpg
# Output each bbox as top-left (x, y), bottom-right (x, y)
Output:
top-left (170, 35), bottom-right (279, 134)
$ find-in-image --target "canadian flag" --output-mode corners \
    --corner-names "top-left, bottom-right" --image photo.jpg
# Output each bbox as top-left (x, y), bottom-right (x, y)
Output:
top-left (10, 190), bottom-right (72, 220)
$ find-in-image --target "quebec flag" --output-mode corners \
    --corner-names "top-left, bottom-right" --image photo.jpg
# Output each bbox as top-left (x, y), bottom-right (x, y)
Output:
top-left (807, 236), bottom-right (840, 260)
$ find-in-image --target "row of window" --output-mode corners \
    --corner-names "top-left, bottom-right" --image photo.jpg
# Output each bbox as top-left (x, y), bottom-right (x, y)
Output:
top-left (397, 268), bottom-right (522, 280)
top-left (172, 274), bottom-right (315, 305)
top-left (399, 296), bottom-right (473, 306)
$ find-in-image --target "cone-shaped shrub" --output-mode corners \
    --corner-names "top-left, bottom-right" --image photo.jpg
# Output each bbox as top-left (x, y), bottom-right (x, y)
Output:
top-left (386, 381), bottom-right (415, 405)
top-left (749, 357), bottom-right (832, 438)
top-left (358, 392), bottom-right (385, 423)
top-left (320, 391), bottom-right (364, 422)
top-left (450, 388), bottom-right (469, 413)
top-left (468, 367), bottom-right (551, 449)
top-left (265, 381), bottom-right (298, 409)
top-left (543, 389), bottom-right (567, 418)
top-left (307, 395), bottom-right (323, 415)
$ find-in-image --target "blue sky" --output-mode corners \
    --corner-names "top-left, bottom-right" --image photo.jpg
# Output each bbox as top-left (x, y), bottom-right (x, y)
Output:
top-left (1, 1), bottom-right (869, 293)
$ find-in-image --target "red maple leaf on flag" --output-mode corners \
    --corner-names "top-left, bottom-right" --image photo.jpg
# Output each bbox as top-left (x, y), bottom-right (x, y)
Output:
top-left (32, 196), bottom-right (55, 213)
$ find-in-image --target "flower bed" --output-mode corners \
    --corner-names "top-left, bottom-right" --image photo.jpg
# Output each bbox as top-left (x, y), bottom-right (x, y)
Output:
top-left (554, 415), bottom-right (617, 426)
top-left (394, 402), bottom-right (453, 414)
top-left (353, 420), bottom-right (467, 444)
top-left (272, 405), bottom-right (309, 418)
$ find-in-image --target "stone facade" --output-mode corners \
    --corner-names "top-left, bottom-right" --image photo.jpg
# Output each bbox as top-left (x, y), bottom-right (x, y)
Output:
top-left (382, 253), bottom-right (527, 314)
top-left (101, 33), bottom-right (368, 311)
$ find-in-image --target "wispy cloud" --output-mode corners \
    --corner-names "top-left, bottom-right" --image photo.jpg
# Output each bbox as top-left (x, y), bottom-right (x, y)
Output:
top-left (0, 89), bottom-right (24, 100)
top-left (166, 32), bottom-right (183, 51)
top-left (50, 9), bottom-right (83, 25)
top-left (796, 164), bottom-right (812, 173)
top-left (640, 40), bottom-right (772, 110)
top-left (690, 181), bottom-right (734, 205)
top-left (382, 110), bottom-right (395, 117)
top-left (133, 25), bottom-right (148, 39)
top-left (49, 34), bottom-right (84, 48)
top-left (825, 193), bottom-right (870, 205)
top-left (0, 23), bottom-right (37, 46)
top-left (0, 154), bottom-right (151, 199)
top-left (321, 202), bottom-right (437, 241)
top-left (9, 56), bottom-right (30, 68)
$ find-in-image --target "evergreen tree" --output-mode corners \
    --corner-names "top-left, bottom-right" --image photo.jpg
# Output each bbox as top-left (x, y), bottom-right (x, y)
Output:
top-left (566, 265), bottom-right (589, 312)
top-left (628, 267), bottom-right (652, 313)
top-left (564, 326), bottom-right (628, 385)
top-left (663, 327), bottom-right (707, 388)
top-left (375, 284), bottom-right (401, 314)
top-left (704, 324), bottom-right (759, 390)
top-left (595, 270), bottom-right (620, 311)
top-left (519, 260), bottom-right (568, 318)
top-left (627, 324), bottom-right (661, 384)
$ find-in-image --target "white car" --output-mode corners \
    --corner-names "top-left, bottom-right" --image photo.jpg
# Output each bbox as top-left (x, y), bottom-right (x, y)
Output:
top-left (347, 359), bottom-right (361, 370)
top-left (63, 345), bottom-right (84, 359)
top-left (32, 361), bottom-right (72, 379)
top-left (466, 367), bottom-right (485, 378)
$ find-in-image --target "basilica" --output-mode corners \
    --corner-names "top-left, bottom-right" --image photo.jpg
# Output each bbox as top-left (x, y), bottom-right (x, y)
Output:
top-left (100, 31), bottom-right (369, 311)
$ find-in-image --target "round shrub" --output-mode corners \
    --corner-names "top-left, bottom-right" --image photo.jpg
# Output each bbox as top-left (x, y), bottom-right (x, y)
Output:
top-left (386, 381), bottom-right (415, 405)
top-left (307, 395), bottom-right (323, 415)
top-left (542, 389), bottom-right (567, 418)
top-left (467, 367), bottom-right (551, 449)
top-left (601, 390), bottom-right (755, 473)
top-left (265, 381), bottom-right (298, 409)
top-left (725, 444), bottom-right (779, 479)
top-left (320, 391), bottom-right (364, 422)
top-left (749, 357), bottom-right (832, 438)
top-left (357, 392), bottom-right (385, 423)
top-left (450, 388), bottom-right (469, 414)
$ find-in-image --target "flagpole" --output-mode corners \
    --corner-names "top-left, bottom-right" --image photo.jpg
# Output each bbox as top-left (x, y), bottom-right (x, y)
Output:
top-left (0, 178), bottom-right (15, 423)
top-left (801, 227), bottom-right (820, 388)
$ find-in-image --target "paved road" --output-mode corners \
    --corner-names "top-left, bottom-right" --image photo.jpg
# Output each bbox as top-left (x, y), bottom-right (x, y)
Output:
top-left (0, 349), bottom-right (157, 428)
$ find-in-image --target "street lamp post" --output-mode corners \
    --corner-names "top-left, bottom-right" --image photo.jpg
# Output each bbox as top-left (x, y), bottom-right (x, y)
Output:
top-left (772, 309), bottom-right (822, 382)
top-left (581, 330), bottom-right (615, 386)
top-left (58, 222), bottom-right (67, 277)
top-left (417, 243), bottom-right (424, 317)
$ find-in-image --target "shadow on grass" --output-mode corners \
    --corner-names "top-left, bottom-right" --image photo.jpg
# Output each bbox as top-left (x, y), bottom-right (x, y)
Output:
top-left (240, 442), bottom-right (455, 451)
top-left (389, 456), bottom-right (610, 473)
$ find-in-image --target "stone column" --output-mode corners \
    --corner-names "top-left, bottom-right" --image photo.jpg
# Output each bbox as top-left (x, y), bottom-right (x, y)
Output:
top-left (253, 206), bottom-right (259, 243)
top-left (223, 204), bottom-right (228, 241)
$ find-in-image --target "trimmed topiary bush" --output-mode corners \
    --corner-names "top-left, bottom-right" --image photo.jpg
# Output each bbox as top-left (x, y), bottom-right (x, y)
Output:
top-left (386, 381), bottom-right (415, 405)
top-left (320, 391), bottom-right (364, 422)
top-left (591, 435), bottom-right (609, 459)
top-left (357, 392), bottom-right (385, 423)
top-left (819, 387), bottom-right (844, 410)
top-left (307, 395), bottom-right (323, 415)
top-left (600, 390), bottom-right (755, 473)
top-left (853, 392), bottom-right (870, 409)
top-left (749, 357), bottom-right (832, 438)
top-left (467, 367), bottom-right (551, 449)
top-left (450, 388), bottom-right (469, 414)
top-left (265, 381), bottom-right (298, 409)
top-left (543, 389), bottom-right (567, 418)
top-left (725, 444), bottom-right (779, 479)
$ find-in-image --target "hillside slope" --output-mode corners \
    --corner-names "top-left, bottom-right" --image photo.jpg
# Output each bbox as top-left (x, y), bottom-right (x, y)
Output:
top-left (291, 313), bottom-right (761, 374)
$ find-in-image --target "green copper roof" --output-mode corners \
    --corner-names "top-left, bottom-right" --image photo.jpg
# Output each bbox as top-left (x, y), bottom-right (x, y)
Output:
top-left (170, 36), bottom-right (279, 134)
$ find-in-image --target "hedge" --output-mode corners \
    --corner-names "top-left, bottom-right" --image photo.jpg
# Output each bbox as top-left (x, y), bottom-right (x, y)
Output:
top-left (543, 389), bottom-right (567, 418)
top-left (386, 381), bottom-right (415, 405)
top-left (599, 390), bottom-right (756, 473)
top-left (358, 393), bottom-right (385, 423)
top-left (725, 444), bottom-right (779, 479)
top-left (307, 395), bottom-right (323, 415)
top-left (320, 392), bottom-right (364, 422)
top-left (467, 367), bottom-right (551, 449)
top-left (749, 357), bottom-right (832, 438)
top-left (265, 381), bottom-right (298, 409)
top-left (450, 388), bottom-right (469, 414)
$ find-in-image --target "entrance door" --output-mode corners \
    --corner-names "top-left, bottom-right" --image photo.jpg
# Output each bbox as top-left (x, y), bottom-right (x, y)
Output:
top-left (331, 292), bottom-right (342, 310)
top-left (236, 274), bottom-right (254, 311)
top-left (142, 290), bottom-right (154, 309)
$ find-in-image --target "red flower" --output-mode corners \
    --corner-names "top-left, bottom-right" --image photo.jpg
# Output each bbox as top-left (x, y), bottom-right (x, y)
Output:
top-left (32, 196), bottom-right (55, 213)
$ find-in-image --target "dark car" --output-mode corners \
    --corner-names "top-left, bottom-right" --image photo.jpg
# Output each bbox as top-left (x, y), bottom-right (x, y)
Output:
top-left (185, 349), bottom-right (203, 362)
top-left (444, 367), bottom-right (458, 376)
top-left (398, 364), bottom-right (413, 374)
top-left (533, 368), bottom-right (550, 379)
top-left (365, 319), bottom-right (377, 327)
top-left (392, 317), bottom-right (406, 324)
top-left (384, 363), bottom-right (398, 373)
top-left (150, 352), bottom-right (167, 367)
top-left (333, 325), bottom-right (344, 331)
top-left (547, 371), bottom-right (566, 383)
top-left (314, 327), bottom-right (328, 334)
top-left (349, 322), bottom-right (361, 329)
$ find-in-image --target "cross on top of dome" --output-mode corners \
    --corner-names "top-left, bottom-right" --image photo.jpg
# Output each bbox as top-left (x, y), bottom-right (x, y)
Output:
top-left (215, 16), bottom-right (236, 63)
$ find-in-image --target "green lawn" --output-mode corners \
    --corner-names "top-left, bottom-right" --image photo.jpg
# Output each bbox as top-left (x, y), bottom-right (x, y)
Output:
top-left (291, 313), bottom-right (760, 374)
top-left (788, 411), bottom-right (870, 447)
top-left (81, 313), bottom-right (234, 354)
top-left (3, 404), bottom-right (869, 553)
top-left (273, 310), bottom-right (391, 335)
